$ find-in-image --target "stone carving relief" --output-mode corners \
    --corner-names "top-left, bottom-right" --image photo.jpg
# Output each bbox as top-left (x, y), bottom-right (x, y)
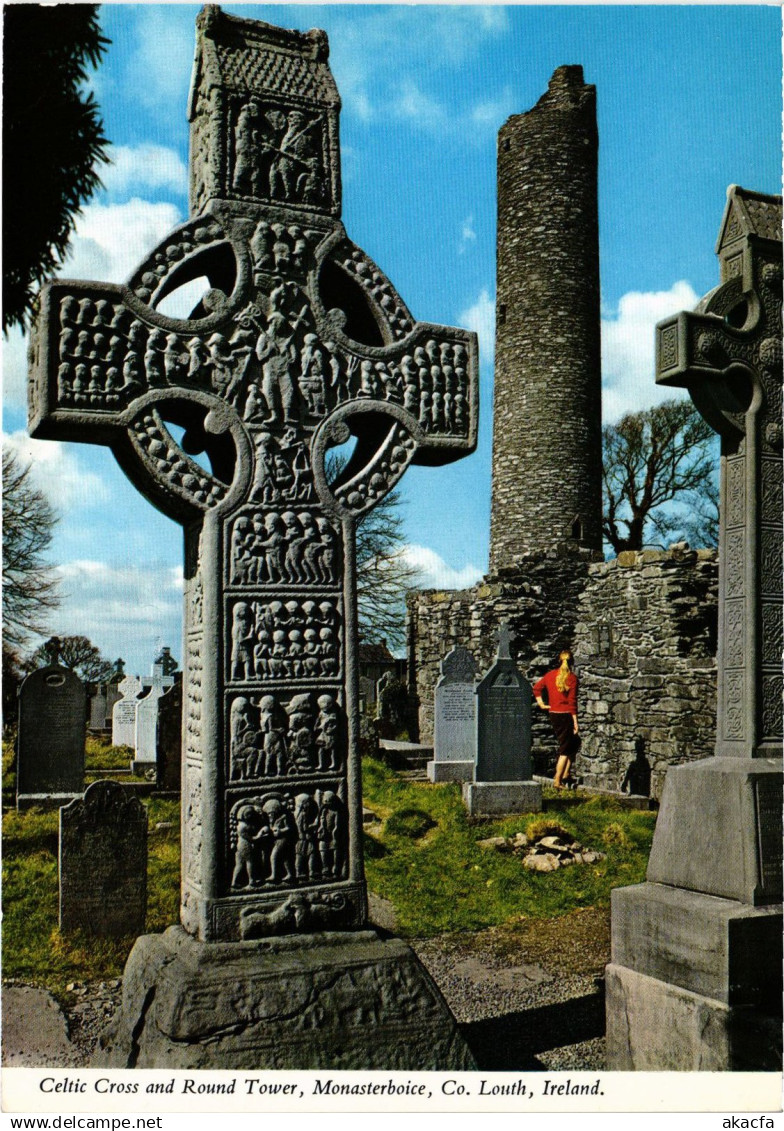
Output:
top-left (229, 787), bottom-right (345, 890)
top-left (239, 890), bottom-right (347, 938)
top-left (231, 99), bottom-right (328, 208)
top-left (440, 645), bottom-right (478, 682)
top-left (229, 597), bottom-right (341, 682)
top-left (726, 458), bottom-right (745, 529)
top-left (229, 508), bottom-right (340, 586)
top-left (723, 670), bottom-right (745, 742)
top-left (229, 691), bottom-right (341, 780)
top-left (130, 410), bottom-right (228, 509)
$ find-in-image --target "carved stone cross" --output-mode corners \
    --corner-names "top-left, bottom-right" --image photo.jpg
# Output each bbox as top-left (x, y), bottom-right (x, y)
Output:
top-left (656, 186), bottom-right (782, 760)
top-left (29, 7), bottom-right (477, 943)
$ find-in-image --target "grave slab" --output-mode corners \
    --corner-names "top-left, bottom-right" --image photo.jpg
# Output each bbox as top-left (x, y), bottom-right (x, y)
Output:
top-left (462, 780), bottom-right (542, 818)
top-left (430, 645), bottom-right (478, 777)
top-left (16, 658), bottom-right (85, 808)
top-left (465, 624), bottom-right (542, 815)
top-left (59, 780), bottom-right (148, 937)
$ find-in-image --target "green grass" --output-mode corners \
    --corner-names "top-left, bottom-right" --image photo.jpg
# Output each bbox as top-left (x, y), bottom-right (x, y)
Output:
top-left (84, 736), bottom-right (134, 772)
top-left (2, 753), bottom-right (656, 997)
top-left (361, 757), bottom-right (657, 936)
top-left (2, 798), bottom-right (180, 1001)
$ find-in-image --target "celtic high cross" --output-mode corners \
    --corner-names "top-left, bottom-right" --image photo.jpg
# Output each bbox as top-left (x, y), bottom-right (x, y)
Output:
top-left (656, 186), bottom-right (782, 762)
top-left (29, 6), bottom-right (478, 942)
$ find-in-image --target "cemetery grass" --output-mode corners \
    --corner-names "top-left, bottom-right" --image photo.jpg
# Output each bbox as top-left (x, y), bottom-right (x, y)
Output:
top-left (2, 750), bottom-right (654, 998)
top-left (361, 757), bottom-right (657, 937)
top-left (2, 797), bottom-right (179, 1003)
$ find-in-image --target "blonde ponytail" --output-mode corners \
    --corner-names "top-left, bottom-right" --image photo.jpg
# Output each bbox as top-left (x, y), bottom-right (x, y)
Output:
top-left (555, 650), bottom-right (573, 694)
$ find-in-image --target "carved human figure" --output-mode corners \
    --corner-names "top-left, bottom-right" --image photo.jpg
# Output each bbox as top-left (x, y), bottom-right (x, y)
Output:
top-left (256, 313), bottom-right (298, 424)
top-left (232, 98), bottom-right (259, 194)
top-left (315, 694), bottom-right (339, 771)
top-left (264, 796), bottom-right (296, 883)
top-left (231, 602), bottom-right (256, 680)
top-left (295, 793), bottom-right (321, 880)
top-left (317, 791), bottom-right (342, 879)
top-left (231, 804), bottom-right (268, 888)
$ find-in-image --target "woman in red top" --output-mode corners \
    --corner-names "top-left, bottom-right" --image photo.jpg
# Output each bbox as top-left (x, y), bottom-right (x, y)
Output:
top-left (533, 650), bottom-right (579, 790)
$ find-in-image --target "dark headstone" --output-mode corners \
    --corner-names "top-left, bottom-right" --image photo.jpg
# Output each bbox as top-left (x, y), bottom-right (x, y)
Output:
top-left (59, 780), bottom-right (148, 936)
top-left (475, 626), bottom-right (531, 781)
top-left (16, 664), bottom-right (85, 806)
top-left (156, 678), bottom-right (182, 791)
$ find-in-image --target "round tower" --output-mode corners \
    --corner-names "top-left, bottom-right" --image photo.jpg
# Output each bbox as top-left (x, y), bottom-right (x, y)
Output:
top-left (489, 65), bottom-right (602, 573)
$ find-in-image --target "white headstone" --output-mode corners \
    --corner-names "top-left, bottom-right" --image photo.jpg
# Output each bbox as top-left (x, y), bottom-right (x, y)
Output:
top-left (427, 646), bottom-right (477, 783)
top-left (112, 675), bottom-right (142, 747)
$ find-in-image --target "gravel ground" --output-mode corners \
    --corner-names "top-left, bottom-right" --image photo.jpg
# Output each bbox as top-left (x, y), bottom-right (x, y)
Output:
top-left (3, 907), bottom-right (609, 1070)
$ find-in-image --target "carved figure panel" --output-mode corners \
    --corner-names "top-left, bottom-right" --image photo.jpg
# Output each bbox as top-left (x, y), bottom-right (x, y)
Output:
top-left (228, 597), bottom-right (341, 682)
top-left (228, 787), bottom-right (346, 891)
top-left (229, 507), bottom-right (340, 586)
top-left (228, 690), bottom-right (342, 780)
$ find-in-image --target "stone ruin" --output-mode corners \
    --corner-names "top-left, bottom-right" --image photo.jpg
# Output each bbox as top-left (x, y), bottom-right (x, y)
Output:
top-left (406, 63), bottom-right (720, 799)
top-left (28, 6), bottom-right (477, 1069)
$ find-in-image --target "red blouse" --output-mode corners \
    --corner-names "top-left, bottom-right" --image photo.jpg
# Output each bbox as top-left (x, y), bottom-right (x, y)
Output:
top-left (532, 669), bottom-right (578, 714)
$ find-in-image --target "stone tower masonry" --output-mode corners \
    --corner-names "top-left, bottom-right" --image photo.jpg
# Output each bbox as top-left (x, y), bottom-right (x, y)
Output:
top-left (490, 66), bottom-right (602, 572)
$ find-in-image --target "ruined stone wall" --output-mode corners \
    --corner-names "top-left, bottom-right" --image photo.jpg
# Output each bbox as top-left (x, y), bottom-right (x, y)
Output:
top-left (490, 66), bottom-right (602, 572)
top-left (407, 547), bottom-right (599, 756)
top-left (408, 546), bottom-right (718, 798)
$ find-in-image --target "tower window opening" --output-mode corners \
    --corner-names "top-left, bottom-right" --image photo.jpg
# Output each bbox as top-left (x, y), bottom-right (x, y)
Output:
top-left (498, 303), bottom-right (507, 325)
top-left (571, 516), bottom-right (583, 541)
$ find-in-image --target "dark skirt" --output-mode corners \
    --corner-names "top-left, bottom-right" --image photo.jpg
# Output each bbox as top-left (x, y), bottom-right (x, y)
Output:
top-left (550, 711), bottom-right (579, 759)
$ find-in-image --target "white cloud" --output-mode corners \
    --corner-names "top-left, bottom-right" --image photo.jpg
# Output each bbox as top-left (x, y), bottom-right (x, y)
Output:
top-left (2, 326), bottom-right (30, 414)
top-left (459, 216), bottom-right (477, 255)
top-left (60, 198), bottom-right (183, 284)
top-left (2, 198), bottom-right (183, 411)
top-left (403, 544), bottom-right (483, 591)
top-left (126, 6), bottom-right (195, 116)
top-left (470, 86), bottom-right (519, 129)
top-left (459, 288), bottom-right (495, 367)
top-left (101, 144), bottom-right (188, 199)
top-left (52, 559), bottom-right (183, 675)
top-left (602, 281), bottom-right (698, 421)
top-left (391, 81), bottom-right (447, 131)
top-left (3, 430), bottom-right (111, 511)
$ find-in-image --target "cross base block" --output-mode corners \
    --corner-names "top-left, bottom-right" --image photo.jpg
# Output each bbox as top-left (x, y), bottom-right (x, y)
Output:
top-left (98, 926), bottom-right (476, 1070)
top-left (427, 759), bottom-right (474, 782)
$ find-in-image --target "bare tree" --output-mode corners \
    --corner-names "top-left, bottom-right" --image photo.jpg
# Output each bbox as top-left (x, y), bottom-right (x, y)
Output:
top-left (2, 449), bottom-right (60, 648)
top-left (355, 488), bottom-right (423, 650)
top-left (3, 4), bottom-right (110, 332)
top-left (327, 452), bottom-right (422, 649)
top-left (26, 635), bottom-right (114, 683)
top-left (603, 398), bottom-right (719, 554)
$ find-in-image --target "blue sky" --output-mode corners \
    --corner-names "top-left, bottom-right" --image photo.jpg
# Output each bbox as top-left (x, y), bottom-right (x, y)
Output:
top-left (3, 3), bottom-right (781, 675)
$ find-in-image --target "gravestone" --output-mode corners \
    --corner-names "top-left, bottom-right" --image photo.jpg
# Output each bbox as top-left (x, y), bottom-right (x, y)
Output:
top-left (59, 780), bottom-right (148, 936)
top-left (16, 640), bottom-right (86, 808)
top-left (463, 624), bottom-right (542, 817)
top-left (427, 645), bottom-right (477, 782)
top-left (133, 651), bottom-right (177, 773)
top-left (89, 681), bottom-right (122, 730)
top-left (606, 187), bottom-right (783, 1071)
top-left (156, 677), bottom-right (182, 792)
top-left (29, 7), bottom-right (477, 1069)
top-left (112, 675), bottom-right (142, 748)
